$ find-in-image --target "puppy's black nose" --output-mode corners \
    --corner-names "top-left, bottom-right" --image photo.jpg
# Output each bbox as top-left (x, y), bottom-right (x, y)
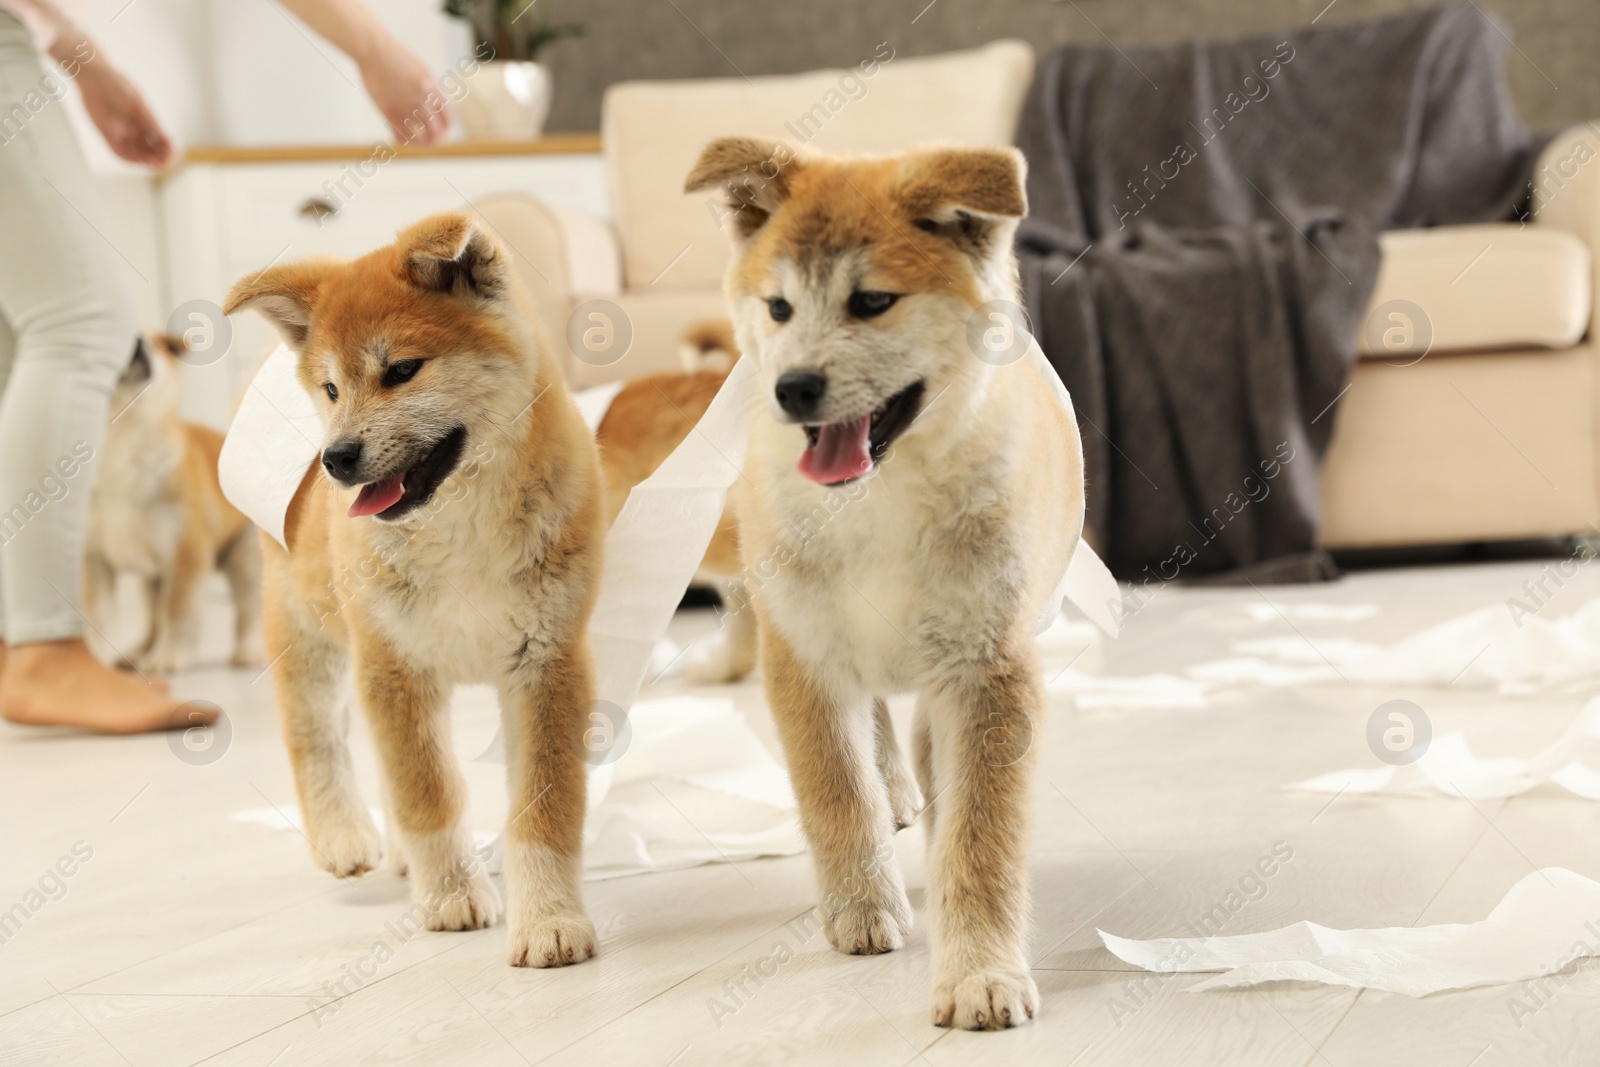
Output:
top-left (775, 371), bottom-right (827, 420)
top-left (322, 440), bottom-right (363, 484)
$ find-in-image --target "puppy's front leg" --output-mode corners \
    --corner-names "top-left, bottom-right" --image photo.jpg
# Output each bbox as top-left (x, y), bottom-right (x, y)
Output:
top-left (266, 598), bottom-right (380, 878)
top-left (220, 530), bottom-right (266, 668)
top-left (763, 622), bottom-right (911, 954)
top-left (499, 642), bottom-right (596, 967)
top-left (924, 645), bottom-right (1044, 1030)
top-left (352, 619), bottom-right (500, 931)
top-left (142, 532), bottom-right (204, 674)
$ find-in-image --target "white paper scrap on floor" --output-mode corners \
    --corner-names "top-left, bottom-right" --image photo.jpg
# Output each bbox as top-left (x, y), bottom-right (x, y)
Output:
top-left (1290, 697), bottom-right (1600, 800)
top-left (1187, 599), bottom-right (1600, 694)
top-left (1100, 867), bottom-right (1600, 997)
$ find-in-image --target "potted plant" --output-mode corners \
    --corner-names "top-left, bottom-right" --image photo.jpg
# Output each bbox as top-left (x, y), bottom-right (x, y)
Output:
top-left (442, 0), bottom-right (584, 140)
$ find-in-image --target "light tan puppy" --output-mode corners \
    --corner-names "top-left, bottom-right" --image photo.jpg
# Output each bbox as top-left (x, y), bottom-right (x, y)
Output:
top-left (86, 334), bottom-right (262, 672)
top-left (593, 361), bottom-right (756, 683)
top-left (687, 139), bottom-right (1084, 1029)
top-left (225, 213), bottom-right (602, 967)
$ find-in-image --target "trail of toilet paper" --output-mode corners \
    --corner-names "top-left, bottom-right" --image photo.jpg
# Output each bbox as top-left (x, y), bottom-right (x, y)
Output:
top-left (218, 339), bottom-right (1121, 874)
top-left (1101, 867), bottom-right (1600, 995)
top-left (234, 696), bottom-right (804, 880)
top-left (1289, 697), bottom-right (1600, 800)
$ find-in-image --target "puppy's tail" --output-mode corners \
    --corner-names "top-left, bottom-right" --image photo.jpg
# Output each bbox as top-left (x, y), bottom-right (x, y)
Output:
top-left (678, 318), bottom-right (739, 374)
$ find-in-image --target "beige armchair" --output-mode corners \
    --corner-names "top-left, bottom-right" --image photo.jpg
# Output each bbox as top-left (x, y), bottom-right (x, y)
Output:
top-left (474, 44), bottom-right (1600, 551)
top-left (1322, 125), bottom-right (1599, 548)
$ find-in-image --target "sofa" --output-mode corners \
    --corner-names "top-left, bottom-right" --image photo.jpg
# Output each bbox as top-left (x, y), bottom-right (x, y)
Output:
top-left (473, 40), bottom-right (1600, 552)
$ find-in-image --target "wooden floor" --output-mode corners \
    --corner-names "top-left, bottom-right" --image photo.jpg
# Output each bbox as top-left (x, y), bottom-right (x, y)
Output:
top-left (5, 557), bottom-right (1600, 1066)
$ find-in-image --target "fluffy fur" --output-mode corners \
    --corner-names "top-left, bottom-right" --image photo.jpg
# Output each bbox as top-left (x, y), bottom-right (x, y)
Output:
top-left (687, 139), bottom-right (1085, 1029)
top-left (85, 335), bottom-right (263, 672)
top-left (225, 213), bottom-right (603, 967)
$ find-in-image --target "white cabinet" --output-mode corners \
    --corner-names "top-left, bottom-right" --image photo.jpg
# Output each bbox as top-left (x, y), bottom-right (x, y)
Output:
top-left (158, 141), bottom-right (608, 427)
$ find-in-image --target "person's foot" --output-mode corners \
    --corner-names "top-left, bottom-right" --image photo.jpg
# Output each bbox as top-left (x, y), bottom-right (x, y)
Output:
top-left (0, 639), bottom-right (209, 734)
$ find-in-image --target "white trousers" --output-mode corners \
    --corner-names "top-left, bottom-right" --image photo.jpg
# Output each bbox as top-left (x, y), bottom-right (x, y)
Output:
top-left (0, 14), bottom-right (134, 643)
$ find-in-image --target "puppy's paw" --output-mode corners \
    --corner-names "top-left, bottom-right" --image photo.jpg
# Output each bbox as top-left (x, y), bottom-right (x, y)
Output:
top-left (310, 813), bottom-right (384, 878)
top-left (933, 969), bottom-right (1038, 1030)
top-left (422, 867), bottom-right (502, 931)
top-left (885, 768), bottom-right (925, 832)
top-left (506, 911), bottom-right (597, 967)
top-left (824, 891), bottom-right (911, 955)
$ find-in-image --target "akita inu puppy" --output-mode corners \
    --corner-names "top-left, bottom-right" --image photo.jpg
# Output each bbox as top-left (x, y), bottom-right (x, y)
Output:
top-left (225, 213), bottom-right (601, 967)
top-left (86, 334), bottom-right (263, 673)
top-left (687, 139), bottom-right (1084, 1028)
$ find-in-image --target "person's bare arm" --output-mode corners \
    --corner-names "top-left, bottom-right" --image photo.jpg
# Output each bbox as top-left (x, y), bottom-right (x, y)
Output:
top-left (276, 0), bottom-right (452, 145)
top-left (9, 0), bottom-right (173, 165)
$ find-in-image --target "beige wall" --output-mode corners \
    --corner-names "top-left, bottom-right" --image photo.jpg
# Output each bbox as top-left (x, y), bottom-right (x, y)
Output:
top-left (539, 0), bottom-right (1593, 134)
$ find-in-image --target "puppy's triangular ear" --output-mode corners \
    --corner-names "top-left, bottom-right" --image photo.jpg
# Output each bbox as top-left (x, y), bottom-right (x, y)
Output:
top-left (224, 260), bottom-right (334, 351)
top-left (152, 332), bottom-right (188, 358)
top-left (399, 213), bottom-right (510, 301)
top-left (900, 147), bottom-right (1028, 257)
top-left (685, 136), bottom-right (804, 242)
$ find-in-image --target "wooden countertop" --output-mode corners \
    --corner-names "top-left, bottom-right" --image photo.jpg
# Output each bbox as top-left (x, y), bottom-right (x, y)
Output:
top-left (181, 132), bottom-right (601, 165)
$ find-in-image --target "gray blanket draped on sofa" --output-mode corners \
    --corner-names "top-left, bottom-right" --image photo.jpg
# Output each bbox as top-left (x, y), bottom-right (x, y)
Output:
top-left (1015, 3), bottom-right (1548, 585)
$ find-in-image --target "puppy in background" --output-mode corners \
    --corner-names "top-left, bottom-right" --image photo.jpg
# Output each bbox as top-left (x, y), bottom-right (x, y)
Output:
top-left (688, 139), bottom-right (1084, 1029)
top-left (85, 335), bottom-right (263, 673)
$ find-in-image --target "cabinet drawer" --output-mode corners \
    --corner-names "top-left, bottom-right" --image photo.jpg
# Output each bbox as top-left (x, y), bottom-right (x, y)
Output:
top-left (213, 154), bottom-right (609, 272)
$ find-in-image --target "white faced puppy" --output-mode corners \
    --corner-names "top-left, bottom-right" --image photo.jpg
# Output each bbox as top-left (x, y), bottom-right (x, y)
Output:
top-left (687, 139), bottom-right (1085, 1030)
top-left (86, 335), bottom-right (262, 673)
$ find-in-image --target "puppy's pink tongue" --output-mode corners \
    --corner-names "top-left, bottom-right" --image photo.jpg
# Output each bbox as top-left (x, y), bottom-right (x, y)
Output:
top-left (347, 474), bottom-right (404, 518)
top-left (798, 415), bottom-right (873, 484)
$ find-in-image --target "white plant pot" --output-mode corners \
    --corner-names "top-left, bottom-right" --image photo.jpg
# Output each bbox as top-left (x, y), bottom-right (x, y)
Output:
top-left (458, 60), bottom-right (552, 141)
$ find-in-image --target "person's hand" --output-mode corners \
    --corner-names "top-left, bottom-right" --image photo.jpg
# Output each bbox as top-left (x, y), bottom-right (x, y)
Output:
top-left (358, 46), bottom-right (451, 145)
top-left (71, 46), bottom-right (172, 166)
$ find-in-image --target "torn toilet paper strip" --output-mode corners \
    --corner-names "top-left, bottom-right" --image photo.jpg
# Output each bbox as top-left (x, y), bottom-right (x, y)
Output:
top-left (1289, 697), bottom-right (1600, 800)
top-left (1100, 867), bottom-right (1600, 996)
top-left (216, 344), bottom-right (323, 548)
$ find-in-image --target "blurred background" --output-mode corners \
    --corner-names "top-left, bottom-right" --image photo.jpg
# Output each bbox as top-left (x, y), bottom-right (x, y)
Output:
top-left (79, 0), bottom-right (1594, 149)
